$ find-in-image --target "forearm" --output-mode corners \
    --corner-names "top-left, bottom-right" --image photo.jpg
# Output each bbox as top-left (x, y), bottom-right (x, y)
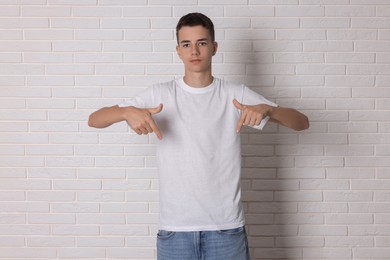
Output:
top-left (88, 105), bottom-right (127, 128)
top-left (268, 106), bottom-right (309, 131)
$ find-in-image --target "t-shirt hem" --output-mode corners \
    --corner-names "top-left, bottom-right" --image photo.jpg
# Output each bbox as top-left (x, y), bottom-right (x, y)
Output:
top-left (158, 221), bottom-right (246, 232)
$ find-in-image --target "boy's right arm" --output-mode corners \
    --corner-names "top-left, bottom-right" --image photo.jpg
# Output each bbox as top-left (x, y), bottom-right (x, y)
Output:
top-left (88, 104), bottom-right (163, 139)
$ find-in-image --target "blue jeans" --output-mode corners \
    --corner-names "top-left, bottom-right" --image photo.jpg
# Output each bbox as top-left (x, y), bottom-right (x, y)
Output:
top-left (156, 226), bottom-right (250, 260)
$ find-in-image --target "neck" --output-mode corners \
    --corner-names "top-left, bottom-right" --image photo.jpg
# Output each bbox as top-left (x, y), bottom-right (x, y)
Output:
top-left (183, 71), bottom-right (213, 88)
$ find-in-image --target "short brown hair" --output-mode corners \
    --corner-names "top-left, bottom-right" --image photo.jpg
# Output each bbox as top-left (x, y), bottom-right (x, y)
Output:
top-left (176, 13), bottom-right (215, 44)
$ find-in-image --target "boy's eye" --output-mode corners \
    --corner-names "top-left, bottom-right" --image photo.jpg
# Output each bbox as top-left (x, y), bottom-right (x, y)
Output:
top-left (198, 42), bottom-right (207, 46)
top-left (182, 44), bottom-right (190, 48)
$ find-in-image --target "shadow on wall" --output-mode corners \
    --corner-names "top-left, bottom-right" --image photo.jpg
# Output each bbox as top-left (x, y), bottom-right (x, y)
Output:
top-left (238, 41), bottom-right (303, 259)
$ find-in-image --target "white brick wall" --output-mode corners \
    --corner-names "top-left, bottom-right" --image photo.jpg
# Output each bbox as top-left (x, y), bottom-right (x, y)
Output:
top-left (0, 1), bottom-right (389, 259)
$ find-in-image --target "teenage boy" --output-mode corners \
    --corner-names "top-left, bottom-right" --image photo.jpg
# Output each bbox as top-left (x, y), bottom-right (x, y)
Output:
top-left (89, 12), bottom-right (309, 260)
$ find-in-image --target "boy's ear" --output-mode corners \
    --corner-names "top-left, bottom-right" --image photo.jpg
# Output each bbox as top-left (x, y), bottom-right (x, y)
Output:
top-left (213, 41), bottom-right (218, 55)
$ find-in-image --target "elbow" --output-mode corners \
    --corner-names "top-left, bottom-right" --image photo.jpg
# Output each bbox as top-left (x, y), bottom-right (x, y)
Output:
top-left (88, 113), bottom-right (99, 128)
top-left (88, 115), bottom-right (95, 128)
top-left (297, 115), bottom-right (310, 131)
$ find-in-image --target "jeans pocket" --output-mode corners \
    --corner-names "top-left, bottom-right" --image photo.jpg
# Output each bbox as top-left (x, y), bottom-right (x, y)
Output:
top-left (157, 230), bottom-right (175, 239)
top-left (218, 226), bottom-right (245, 235)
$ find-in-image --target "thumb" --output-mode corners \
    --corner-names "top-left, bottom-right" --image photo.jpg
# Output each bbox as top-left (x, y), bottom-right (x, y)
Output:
top-left (233, 99), bottom-right (245, 111)
top-left (148, 103), bottom-right (163, 115)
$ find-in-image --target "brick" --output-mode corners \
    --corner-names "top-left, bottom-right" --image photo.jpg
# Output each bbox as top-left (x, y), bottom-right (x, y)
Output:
top-left (73, 6), bottom-right (121, 17)
top-left (52, 41), bottom-right (102, 52)
top-left (50, 18), bottom-right (99, 29)
top-left (352, 18), bottom-right (390, 28)
top-left (102, 18), bottom-right (150, 29)
top-left (28, 213), bottom-right (76, 224)
top-left (24, 53), bottom-right (73, 63)
top-left (326, 53), bottom-right (375, 63)
top-left (0, 53), bottom-right (22, 63)
top-left (77, 236), bottom-right (125, 247)
top-left (0, 6), bottom-right (19, 16)
top-left (276, 236), bottom-right (324, 247)
top-left (300, 0), bottom-right (349, 4)
top-left (326, 99), bottom-right (374, 110)
top-left (22, 6), bottom-right (71, 16)
top-left (226, 6), bottom-right (274, 17)
top-left (303, 248), bottom-right (351, 259)
top-left (77, 191), bottom-right (125, 202)
top-left (326, 75), bottom-right (375, 87)
top-left (27, 236), bottom-right (75, 247)
top-left (59, 248), bottom-right (106, 258)
top-left (0, 29), bottom-right (22, 39)
top-left (276, 6), bottom-right (324, 17)
top-left (325, 145), bottom-right (374, 156)
top-left (327, 29), bottom-right (377, 40)
top-left (300, 225), bottom-right (348, 236)
top-left (77, 214), bottom-right (125, 224)
top-left (0, 248), bottom-right (56, 258)
top-left (354, 248), bottom-right (390, 259)
top-left (252, 18), bottom-right (299, 29)
top-left (48, 0), bottom-right (97, 5)
top-left (0, 18), bottom-right (48, 28)
top-left (24, 29), bottom-right (73, 40)
top-left (51, 203), bottom-right (99, 213)
top-left (301, 18), bottom-right (350, 28)
top-left (325, 236), bottom-right (373, 247)
top-left (0, 236), bottom-right (25, 247)
top-left (297, 64), bottom-right (346, 75)
top-left (326, 6), bottom-right (375, 17)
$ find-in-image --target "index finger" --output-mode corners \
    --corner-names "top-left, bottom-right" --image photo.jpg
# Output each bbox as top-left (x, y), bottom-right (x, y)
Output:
top-left (149, 119), bottom-right (163, 140)
top-left (236, 113), bottom-right (246, 133)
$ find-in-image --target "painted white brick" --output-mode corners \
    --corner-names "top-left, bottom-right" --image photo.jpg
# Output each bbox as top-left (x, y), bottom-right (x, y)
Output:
top-left (0, 236), bottom-right (25, 247)
top-left (0, 18), bottom-right (48, 28)
top-left (325, 236), bottom-right (373, 247)
top-left (301, 18), bottom-right (350, 28)
top-left (326, 53), bottom-right (375, 63)
top-left (352, 18), bottom-right (390, 28)
top-left (0, 248), bottom-right (56, 258)
top-left (326, 75), bottom-right (375, 87)
top-left (297, 64), bottom-right (346, 75)
top-left (28, 213), bottom-right (75, 224)
top-left (0, 6), bottom-right (19, 16)
top-left (303, 248), bottom-right (351, 259)
top-left (300, 0), bottom-right (349, 4)
top-left (50, 18), bottom-right (99, 29)
top-left (73, 7), bottom-right (121, 17)
top-left (250, 0), bottom-right (298, 4)
top-left (276, 6), bottom-right (324, 17)
top-left (77, 213), bottom-right (125, 224)
top-left (252, 18), bottom-right (299, 29)
top-left (24, 29), bottom-right (73, 40)
top-left (22, 6), bottom-right (71, 17)
top-left (0, 30), bottom-right (22, 40)
top-left (276, 236), bottom-right (324, 247)
top-left (77, 236), bottom-right (125, 247)
top-left (326, 6), bottom-right (376, 17)
top-left (327, 29), bottom-right (377, 40)
top-left (27, 236), bottom-right (75, 247)
top-left (226, 6), bottom-right (274, 17)
top-left (0, 53), bottom-right (22, 63)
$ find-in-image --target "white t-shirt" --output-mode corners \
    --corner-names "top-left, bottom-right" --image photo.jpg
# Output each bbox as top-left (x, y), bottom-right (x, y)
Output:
top-left (118, 77), bottom-right (277, 231)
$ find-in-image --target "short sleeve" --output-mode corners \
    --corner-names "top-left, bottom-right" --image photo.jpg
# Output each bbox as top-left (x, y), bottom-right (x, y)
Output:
top-left (117, 86), bottom-right (156, 109)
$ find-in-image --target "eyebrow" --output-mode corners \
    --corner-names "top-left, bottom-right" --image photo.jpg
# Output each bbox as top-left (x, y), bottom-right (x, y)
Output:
top-left (179, 38), bottom-right (209, 44)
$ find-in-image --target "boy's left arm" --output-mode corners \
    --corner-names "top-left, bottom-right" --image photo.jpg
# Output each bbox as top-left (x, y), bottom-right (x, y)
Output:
top-left (233, 99), bottom-right (309, 133)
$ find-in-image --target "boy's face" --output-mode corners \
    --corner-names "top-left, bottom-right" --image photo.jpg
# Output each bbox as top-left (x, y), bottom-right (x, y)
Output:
top-left (176, 25), bottom-right (218, 74)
